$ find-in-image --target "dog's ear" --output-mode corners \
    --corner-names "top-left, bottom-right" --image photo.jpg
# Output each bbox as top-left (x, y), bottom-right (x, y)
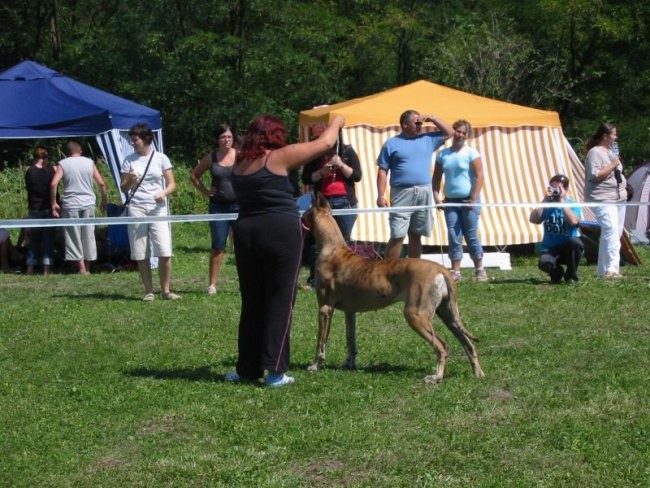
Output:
top-left (315, 192), bottom-right (330, 210)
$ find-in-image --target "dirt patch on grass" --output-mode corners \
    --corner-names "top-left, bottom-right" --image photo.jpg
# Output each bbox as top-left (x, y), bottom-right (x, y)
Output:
top-left (487, 388), bottom-right (516, 401)
top-left (86, 455), bottom-right (127, 474)
top-left (292, 459), bottom-right (369, 486)
top-left (136, 414), bottom-right (186, 436)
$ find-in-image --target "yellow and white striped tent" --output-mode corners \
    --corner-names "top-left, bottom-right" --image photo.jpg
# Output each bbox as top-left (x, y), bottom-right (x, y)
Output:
top-left (299, 80), bottom-right (585, 247)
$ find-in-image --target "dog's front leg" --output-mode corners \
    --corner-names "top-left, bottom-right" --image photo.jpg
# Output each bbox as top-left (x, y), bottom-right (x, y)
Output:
top-left (341, 311), bottom-right (357, 369)
top-left (307, 304), bottom-right (334, 371)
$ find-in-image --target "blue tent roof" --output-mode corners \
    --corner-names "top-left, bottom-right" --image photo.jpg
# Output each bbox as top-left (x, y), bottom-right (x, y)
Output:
top-left (0, 60), bottom-right (161, 138)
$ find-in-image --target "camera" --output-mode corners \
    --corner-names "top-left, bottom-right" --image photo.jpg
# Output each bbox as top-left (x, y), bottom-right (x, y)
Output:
top-left (614, 168), bottom-right (623, 184)
top-left (547, 186), bottom-right (562, 200)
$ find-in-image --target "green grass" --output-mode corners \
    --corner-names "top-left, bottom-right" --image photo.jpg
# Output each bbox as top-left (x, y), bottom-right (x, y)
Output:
top-left (2, 223), bottom-right (649, 487)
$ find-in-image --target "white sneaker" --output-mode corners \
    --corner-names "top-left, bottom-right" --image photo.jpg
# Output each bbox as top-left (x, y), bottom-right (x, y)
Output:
top-left (207, 285), bottom-right (217, 295)
top-left (265, 373), bottom-right (295, 387)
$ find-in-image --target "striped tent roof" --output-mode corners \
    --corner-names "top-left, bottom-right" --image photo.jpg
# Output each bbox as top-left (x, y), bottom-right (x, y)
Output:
top-left (299, 81), bottom-right (585, 247)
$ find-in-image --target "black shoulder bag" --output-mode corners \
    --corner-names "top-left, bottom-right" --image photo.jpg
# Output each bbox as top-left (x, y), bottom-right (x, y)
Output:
top-left (121, 150), bottom-right (155, 216)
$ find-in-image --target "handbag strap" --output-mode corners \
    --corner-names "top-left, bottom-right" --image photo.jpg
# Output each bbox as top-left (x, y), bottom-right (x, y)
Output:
top-left (123, 149), bottom-right (155, 206)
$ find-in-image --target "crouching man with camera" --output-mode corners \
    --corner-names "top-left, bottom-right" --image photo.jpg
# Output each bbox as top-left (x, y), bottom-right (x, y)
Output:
top-left (529, 174), bottom-right (584, 284)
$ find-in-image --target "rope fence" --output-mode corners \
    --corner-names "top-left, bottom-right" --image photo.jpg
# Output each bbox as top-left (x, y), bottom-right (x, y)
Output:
top-left (0, 201), bottom-right (645, 229)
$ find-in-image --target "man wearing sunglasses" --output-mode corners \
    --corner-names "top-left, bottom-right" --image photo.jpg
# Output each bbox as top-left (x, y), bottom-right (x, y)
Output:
top-left (377, 110), bottom-right (452, 259)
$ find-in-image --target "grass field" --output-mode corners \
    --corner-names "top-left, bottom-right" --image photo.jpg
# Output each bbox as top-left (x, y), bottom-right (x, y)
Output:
top-left (1, 223), bottom-right (649, 487)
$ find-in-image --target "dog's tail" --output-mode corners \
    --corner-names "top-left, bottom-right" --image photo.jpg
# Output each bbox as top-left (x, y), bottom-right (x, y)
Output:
top-left (442, 271), bottom-right (480, 343)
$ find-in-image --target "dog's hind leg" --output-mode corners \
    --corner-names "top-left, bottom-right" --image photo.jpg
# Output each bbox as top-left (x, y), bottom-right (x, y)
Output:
top-left (308, 304), bottom-right (334, 371)
top-left (436, 302), bottom-right (485, 378)
top-left (404, 308), bottom-right (449, 384)
top-left (341, 311), bottom-right (357, 369)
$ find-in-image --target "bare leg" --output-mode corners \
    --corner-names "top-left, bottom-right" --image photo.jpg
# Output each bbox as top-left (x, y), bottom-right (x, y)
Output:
top-left (77, 260), bottom-right (90, 274)
top-left (137, 259), bottom-right (154, 294)
top-left (209, 249), bottom-right (225, 288)
top-left (158, 256), bottom-right (172, 295)
top-left (384, 237), bottom-right (405, 260)
top-left (407, 232), bottom-right (422, 258)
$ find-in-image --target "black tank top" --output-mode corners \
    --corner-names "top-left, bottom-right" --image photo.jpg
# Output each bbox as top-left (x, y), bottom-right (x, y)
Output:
top-left (210, 151), bottom-right (236, 204)
top-left (232, 164), bottom-right (298, 218)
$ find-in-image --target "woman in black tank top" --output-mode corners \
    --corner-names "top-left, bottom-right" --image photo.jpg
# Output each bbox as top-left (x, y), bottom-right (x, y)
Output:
top-left (225, 114), bottom-right (345, 387)
top-left (190, 124), bottom-right (238, 295)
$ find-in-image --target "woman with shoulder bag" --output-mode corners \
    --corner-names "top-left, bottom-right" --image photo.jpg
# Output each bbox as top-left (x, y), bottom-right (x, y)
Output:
top-left (120, 123), bottom-right (180, 301)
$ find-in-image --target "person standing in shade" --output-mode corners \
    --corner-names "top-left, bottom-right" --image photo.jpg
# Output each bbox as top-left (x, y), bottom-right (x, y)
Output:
top-left (226, 114), bottom-right (345, 387)
top-left (432, 119), bottom-right (488, 282)
top-left (584, 123), bottom-right (627, 278)
top-left (377, 110), bottom-right (452, 259)
top-left (121, 123), bottom-right (180, 301)
top-left (24, 146), bottom-right (56, 275)
top-left (51, 141), bottom-right (107, 274)
top-left (191, 124), bottom-right (238, 295)
top-left (529, 174), bottom-right (583, 283)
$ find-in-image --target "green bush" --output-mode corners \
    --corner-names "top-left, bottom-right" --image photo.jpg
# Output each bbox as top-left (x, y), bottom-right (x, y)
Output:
top-left (168, 164), bottom-right (207, 216)
top-left (0, 166), bottom-right (28, 220)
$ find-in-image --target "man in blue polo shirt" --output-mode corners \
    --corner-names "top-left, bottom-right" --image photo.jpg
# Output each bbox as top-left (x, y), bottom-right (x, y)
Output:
top-left (529, 174), bottom-right (584, 283)
top-left (377, 110), bottom-right (452, 259)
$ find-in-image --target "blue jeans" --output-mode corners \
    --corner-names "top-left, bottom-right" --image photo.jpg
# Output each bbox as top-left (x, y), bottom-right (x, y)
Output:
top-left (26, 209), bottom-right (55, 266)
top-left (444, 204), bottom-right (483, 262)
top-left (209, 201), bottom-right (239, 250)
top-left (326, 196), bottom-right (357, 242)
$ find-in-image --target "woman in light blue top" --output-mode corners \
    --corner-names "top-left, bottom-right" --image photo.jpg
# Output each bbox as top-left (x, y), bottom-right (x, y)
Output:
top-left (432, 119), bottom-right (488, 282)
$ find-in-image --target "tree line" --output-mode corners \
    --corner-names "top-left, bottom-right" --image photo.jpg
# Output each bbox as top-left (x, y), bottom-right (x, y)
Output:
top-left (1, 0), bottom-right (649, 168)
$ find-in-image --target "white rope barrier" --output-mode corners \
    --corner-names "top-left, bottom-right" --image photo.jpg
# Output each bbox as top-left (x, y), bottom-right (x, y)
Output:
top-left (0, 201), bottom-right (645, 229)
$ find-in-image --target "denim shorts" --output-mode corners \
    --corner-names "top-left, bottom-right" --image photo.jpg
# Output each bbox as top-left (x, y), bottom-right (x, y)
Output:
top-left (209, 201), bottom-right (239, 250)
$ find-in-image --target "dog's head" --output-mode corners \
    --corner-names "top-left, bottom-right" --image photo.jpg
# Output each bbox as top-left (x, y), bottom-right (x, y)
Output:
top-left (301, 192), bottom-right (331, 232)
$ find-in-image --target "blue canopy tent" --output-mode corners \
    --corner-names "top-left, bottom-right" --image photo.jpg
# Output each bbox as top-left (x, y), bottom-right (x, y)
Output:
top-left (0, 60), bottom-right (163, 199)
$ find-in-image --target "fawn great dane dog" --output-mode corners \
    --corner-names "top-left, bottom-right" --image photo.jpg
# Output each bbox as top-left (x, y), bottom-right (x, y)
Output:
top-left (301, 193), bottom-right (485, 384)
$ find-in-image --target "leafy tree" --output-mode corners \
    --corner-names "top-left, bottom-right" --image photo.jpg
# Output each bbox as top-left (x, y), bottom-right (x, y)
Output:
top-left (1, 0), bottom-right (649, 166)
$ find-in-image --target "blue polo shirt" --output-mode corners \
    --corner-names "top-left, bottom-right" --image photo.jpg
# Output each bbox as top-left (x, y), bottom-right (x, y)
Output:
top-left (377, 132), bottom-right (446, 187)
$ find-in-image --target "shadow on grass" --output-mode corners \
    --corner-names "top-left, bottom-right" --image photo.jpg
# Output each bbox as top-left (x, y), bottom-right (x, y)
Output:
top-left (53, 292), bottom-right (140, 300)
top-left (125, 364), bottom-right (239, 383)
top-left (126, 361), bottom-right (425, 384)
top-left (53, 288), bottom-right (242, 300)
top-left (291, 360), bottom-right (422, 374)
top-left (176, 245), bottom-right (209, 254)
top-left (478, 277), bottom-right (551, 285)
